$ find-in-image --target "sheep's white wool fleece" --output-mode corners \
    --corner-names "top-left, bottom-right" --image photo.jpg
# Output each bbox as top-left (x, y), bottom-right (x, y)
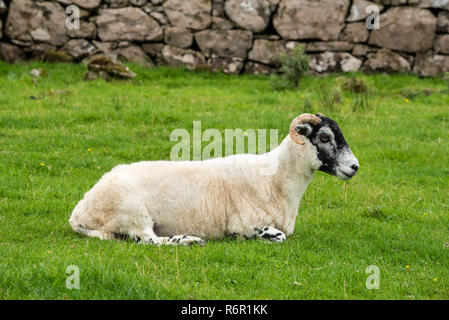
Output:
top-left (69, 135), bottom-right (321, 239)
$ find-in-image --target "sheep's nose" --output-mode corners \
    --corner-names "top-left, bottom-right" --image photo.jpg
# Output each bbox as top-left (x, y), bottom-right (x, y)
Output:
top-left (351, 164), bottom-right (359, 172)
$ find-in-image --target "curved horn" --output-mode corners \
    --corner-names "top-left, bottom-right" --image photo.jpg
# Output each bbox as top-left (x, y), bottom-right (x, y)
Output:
top-left (289, 113), bottom-right (322, 145)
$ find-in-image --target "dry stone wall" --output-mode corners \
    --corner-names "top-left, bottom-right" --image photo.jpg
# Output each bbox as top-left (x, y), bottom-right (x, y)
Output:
top-left (0, 0), bottom-right (449, 77)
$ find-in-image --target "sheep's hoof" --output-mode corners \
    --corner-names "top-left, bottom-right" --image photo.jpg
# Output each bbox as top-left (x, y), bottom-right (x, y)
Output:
top-left (181, 236), bottom-right (205, 246)
top-left (257, 227), bottom-right (286, 243)
top-left (167, 235), bottom-right (205, 246)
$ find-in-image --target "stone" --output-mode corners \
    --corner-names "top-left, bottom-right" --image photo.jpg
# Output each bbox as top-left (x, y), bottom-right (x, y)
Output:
top-left (112, 45), bottom-right (154, 67)
top-left (211, 16), bottom-right (234, 30)
top-left (130, 0), bottom-right (147, 6)
top-left (195, 30), bottom-right (253, 58)
top-left (248, 40), bottom-right (287, 66)
top-left (347, 0), bottom-right (383, 22)
top-left (368, 7), bottom-right (436, 53)
top-left (418, 0), bottom-right (449, 10)
top-left (163, 0), bottom-right (211, 30)
top-left (352, 44), bottom-right (378, 56)
top-left (5, 0), bottom-right (69, 46)
top-left (309, 52), bottom-right (339, 73)
top-left (1, 0), bottom-right (447, 79)
top-left (340, 53), bottom-right (363, 72)
top-left (224, 0), bottom-right (271, 33)
top-left (362, 48), bottom-right (411, 73)
top-left (85, 53), bottom-right (137, 80)
top-left (150, 11), bottom-right (168, 24)
top-left (0, 0), bottom-right (6, 15)
top-left (30, 45), bottom-right (52, 59)
top-left (142, 43), bottom-right (164, 57)
top-left (437, 11), bottom-right (449, 33)
top-left (104, 0), bottom-right (130, 7)
top-left (96, 7), bottom-right (162, 42)
top-left (273, 0), bottom-right (350, 41)
top-left (208, 55), bottom-right (244, 74)
top-left (91, 41), bottom-right (154, 67)
top-left (24, 43), bottom-right (58, 61)
top-left (142, 3), bottom-right (154, 13)
top-left (285, 41), bottom-right (306, 51)
top-left (352, 44), bottom-right (368, 57)
top-left (254, 34), bottom-right (281, 41)
top-left (30, 68), bottom-right (48, 78)
top-left (413, 52), bottom-right (449, 77)
top-left (0, 43), bottom-right (25, 63)
top-left (152, 5), bottom-right (165, 12)
top-left (161, 45), bottom-right (206, 70)
top-left (402, 53), bottom-right (415, 68)
top-left (92, 41), bottom-right (116, 54)
top-left (9, 39), bottom-right (31, 47)
top-left (44, 51), bottom-right (74, 63)
top-left (435, 35), bottom-right (449, 55)
top-left (308, 51), bottom-right (361, 73)
top-left (68, 21), bottom-right (97, 39)
top-left (164, 27), bottom-right (193, 48)
top-left (244, 61), bottom-right (275, 75)
top-left (60, 39), bottom-right (97, 60)
top-left (142, 43), bottom-right (165, 65)
top-left (339, 23), bottom-right (369, 43)
top-left (152, 53), bottom-right (165, 66)
top-left (56, 0), bottom-right (102, 10)
top-left (306, 41), bottom-right (353, 52)
top-left (212, 0), bottom-right (224, 16)
top-left (78, 9), bottom-right (91, 19)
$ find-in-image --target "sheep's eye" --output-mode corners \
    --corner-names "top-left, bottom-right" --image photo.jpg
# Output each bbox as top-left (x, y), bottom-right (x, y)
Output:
top-left (320, 135), bottom-right (329, 143)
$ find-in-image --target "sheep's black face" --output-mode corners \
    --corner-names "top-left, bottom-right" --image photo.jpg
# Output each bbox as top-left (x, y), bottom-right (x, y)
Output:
top-left (304, 114), bottom-right (359, 180)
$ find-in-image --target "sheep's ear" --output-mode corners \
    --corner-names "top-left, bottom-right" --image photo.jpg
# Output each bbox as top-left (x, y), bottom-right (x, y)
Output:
top-left (296, 123), bottom-right (313, 137)
top-left (290, 123), bottom-right (312, 145)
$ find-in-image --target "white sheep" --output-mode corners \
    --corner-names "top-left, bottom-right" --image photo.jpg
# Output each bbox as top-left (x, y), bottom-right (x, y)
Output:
top-left (69, 113), bottom-right (359, 245)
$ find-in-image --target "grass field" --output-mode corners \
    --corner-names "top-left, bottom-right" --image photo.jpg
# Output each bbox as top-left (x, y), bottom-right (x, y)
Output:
top-left (0, 61), bottom-right (448, 299)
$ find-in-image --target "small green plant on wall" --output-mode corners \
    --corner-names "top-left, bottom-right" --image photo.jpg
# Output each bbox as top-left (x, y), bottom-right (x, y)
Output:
top-left (270, 45), bottom-right (310, 91)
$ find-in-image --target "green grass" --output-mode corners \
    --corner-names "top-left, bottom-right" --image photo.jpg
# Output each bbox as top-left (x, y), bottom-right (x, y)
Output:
top-left (0, 61), bottom-right (448, 299)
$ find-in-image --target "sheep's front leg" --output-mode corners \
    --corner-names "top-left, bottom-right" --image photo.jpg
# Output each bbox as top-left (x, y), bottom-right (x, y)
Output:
top-left (165, 235), bottom-right (205, 246)
top-left (253, 226), bottom-right (286, 243)
top-left (140, 235), bottom-right (205, 246)
top-left (135, 227), bottom-right (205, 246)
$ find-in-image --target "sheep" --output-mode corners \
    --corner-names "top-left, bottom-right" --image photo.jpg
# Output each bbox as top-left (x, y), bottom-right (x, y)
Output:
top-left (69, 113), bottom-right (359, 246)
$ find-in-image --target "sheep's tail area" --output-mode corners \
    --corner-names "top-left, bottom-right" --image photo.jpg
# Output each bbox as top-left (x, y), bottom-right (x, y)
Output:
top-left (69, 200), bottom-right (110, 239)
